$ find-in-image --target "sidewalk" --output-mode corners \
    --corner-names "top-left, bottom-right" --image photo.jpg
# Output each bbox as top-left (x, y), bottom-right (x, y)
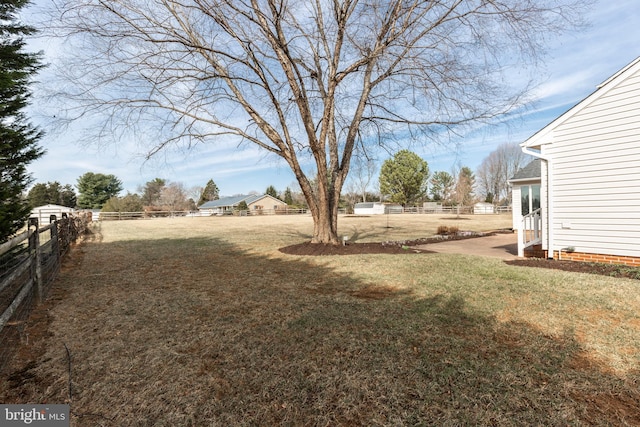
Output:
top-left (415, 232), bottom-right (519, 260)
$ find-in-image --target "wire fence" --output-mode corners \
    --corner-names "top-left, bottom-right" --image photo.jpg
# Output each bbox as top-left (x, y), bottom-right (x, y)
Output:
top-left (0, 213), bottom-right (90, 371)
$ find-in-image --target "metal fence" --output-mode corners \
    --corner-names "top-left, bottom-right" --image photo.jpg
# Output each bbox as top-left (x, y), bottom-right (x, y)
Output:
top-left (0, 213), bottom-right (90, 371)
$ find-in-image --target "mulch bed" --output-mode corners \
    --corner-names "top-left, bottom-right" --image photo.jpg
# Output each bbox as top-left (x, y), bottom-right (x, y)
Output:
top-left (279, 233), bottom-right (640, 281)
top-left (277, 234), bottom-right (491, 256)
top-left (506, 258), bottom-right (640, 280)
top-left (278, 241), bottom-right (434, 255)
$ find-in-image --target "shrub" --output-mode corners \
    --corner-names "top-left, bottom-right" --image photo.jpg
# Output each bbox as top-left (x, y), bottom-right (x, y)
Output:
top-left (437, 225), bottom-right (459, 235)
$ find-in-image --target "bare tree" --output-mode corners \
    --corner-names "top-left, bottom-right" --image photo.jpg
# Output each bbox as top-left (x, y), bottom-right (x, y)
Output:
top-left (348, 153), bottom-right (378, 203)
top-left (157, 182), bottom-right (191, 211)
top-left (476, 142), bottom-right (531, 205)
top-left (42, 0), bottom-right (584, 243)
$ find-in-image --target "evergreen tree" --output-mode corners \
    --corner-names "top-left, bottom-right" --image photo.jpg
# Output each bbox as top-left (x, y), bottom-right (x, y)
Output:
top-left (27, 182), bottom-right (50, 207)
top-left (76, 172), bottom-right (123, 209)
top-left (60, 184), bottom-right (77, 207)
top-left (265, 185), bottom-right (278, 199)
top-left (236, 200), bottom-right (248, 211)
top-left (454, 166), bottom-right (475, 206)
top-left (283, 187), bottom-right (293, 205)
top-left (0, 0), bottom-right (44, 241)
top-left (198, 179), bottom-right (219, 206)
top-left (140, 178), bottom-right (166, 207)
top-left (379, 150), bottom-right (429, 206)
top-left (27, 181), bottom-right (77, 207)
top-left (429, 171), bottom-right (455, 204)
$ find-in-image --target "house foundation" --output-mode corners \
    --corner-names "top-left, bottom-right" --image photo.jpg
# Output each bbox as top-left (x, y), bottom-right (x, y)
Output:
top-left (552, 251), bottom-right (640, 267)
top-left (523, 245), bottom-right (640, 267)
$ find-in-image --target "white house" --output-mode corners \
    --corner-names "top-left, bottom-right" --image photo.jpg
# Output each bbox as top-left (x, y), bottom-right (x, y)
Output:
top-left (513, 56), bottom-right (640, 266)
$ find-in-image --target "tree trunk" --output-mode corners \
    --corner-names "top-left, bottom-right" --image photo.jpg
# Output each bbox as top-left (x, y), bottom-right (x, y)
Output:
top-left (311, 208), bottom-right (339, 244)
top-left (309, 188), bottom-right (341, 244)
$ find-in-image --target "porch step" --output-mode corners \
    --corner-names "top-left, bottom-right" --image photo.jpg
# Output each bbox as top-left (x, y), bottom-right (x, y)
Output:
top-left (524, 244), bottom-right (547, 259)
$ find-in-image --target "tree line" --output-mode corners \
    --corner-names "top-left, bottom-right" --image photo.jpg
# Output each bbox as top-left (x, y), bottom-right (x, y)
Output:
top-left (24, 173), bottom-right (309, 214)
top-left (347, 143), bottom-right (530, 209)
top-left (24, 141), bottom-right (530, 217)
top-left (26, 174), bottom-right (220, 213)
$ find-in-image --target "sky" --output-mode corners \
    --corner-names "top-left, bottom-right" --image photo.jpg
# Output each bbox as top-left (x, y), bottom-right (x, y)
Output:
top-left (22, 0), bottom-right (640, 198)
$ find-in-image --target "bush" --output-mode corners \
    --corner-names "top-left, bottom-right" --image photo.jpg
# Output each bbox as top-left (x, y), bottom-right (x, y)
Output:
top-left (437, 225), bottom-right (459, 235)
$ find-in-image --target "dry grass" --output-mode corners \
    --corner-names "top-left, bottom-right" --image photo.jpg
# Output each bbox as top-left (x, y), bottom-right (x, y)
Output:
top-left (2, 214), bottom-right (639, 426)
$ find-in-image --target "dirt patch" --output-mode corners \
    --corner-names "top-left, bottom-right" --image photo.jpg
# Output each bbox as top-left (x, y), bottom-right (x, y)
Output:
top-left (505, 258), bottom-right (640, 281)
top-left (349, 285), bottom-right (409, 300)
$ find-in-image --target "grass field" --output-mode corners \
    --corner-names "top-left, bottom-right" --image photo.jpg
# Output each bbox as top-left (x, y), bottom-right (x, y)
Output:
top-left (2, 214), bottom-right (639, 426)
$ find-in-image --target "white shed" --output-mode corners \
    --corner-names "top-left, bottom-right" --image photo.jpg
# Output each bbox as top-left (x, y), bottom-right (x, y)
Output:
top-left (473, 202), bottom-right (495, 215)
top-left (30, 204), bottom-right (76, 225)
top-left (354, 202), bottom-right (386, 215)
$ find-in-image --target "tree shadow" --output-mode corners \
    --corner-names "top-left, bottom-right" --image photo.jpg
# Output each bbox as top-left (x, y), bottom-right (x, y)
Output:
top-left (1, 235), bottom-right (638, 426)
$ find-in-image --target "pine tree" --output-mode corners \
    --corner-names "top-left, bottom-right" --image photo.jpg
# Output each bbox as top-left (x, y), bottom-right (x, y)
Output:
top-left (198, 179), bottom-right (219, 206)
top-left (283, 187), bottom-right (293, 205)
top-left (265, 185), bottom-right (278, 199)
top-left (76, 172), bottom-right (123, 209)
top-left (27, 181), bottom-right (77, 207)
top-left (140, 178), bottom-right (166, 207)
top-left (379, 150), bottom-right (429, 206)
top-left (0, 0), bottom-right (44, 241)
top-left (454, 166), bottom-right (475, 206)
top-left (429, 171), bottom-right (455, 204)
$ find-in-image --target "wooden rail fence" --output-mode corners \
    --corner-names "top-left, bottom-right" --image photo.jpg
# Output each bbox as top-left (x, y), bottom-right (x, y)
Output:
top-left (98, 206), bottom-right (511, 220)
top-left (0, 213), bottom-right (90, 371)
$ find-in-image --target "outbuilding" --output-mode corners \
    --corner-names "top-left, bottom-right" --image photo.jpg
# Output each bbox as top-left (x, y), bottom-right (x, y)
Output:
top-left (473, 202), bottom-right (495, 215)
top-left (353, 202), bottom-right (386, 215)
top-left (30, 204), bottom-right (76, 225)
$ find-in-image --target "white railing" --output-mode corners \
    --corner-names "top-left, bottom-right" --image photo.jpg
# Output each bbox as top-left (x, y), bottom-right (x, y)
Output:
top-left (521, 208), bottom-right (542, 249)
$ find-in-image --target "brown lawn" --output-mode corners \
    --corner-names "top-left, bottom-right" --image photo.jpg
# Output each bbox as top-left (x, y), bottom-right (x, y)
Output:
top-left (1, 214), bottom-right (639, 426)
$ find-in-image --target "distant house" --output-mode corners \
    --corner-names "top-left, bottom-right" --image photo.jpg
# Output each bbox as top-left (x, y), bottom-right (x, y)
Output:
top-left (198, 194), bottom-right (287, 215)
top-left (30, 204), bottom-right (76, 225)
top-left (512, 56), bottom-right (640, 265)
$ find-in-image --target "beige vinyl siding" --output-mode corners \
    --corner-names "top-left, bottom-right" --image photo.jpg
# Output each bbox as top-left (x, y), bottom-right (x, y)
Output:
top-left (545, 66), bottom-right (640, 258)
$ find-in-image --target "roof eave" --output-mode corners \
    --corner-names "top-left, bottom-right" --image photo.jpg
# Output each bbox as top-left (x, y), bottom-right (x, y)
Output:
top-left (521, 56), bottom-right (640, 148)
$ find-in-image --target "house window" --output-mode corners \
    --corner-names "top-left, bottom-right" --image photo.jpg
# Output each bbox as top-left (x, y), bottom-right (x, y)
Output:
top-left (532, 184), bottom-right (540, 211)
top-left (521, 184), bottom-right (541, 216)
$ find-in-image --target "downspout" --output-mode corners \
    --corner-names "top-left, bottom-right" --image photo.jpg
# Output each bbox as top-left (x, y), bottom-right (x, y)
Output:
top-left (521, 147), bottom-right (554, 260)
